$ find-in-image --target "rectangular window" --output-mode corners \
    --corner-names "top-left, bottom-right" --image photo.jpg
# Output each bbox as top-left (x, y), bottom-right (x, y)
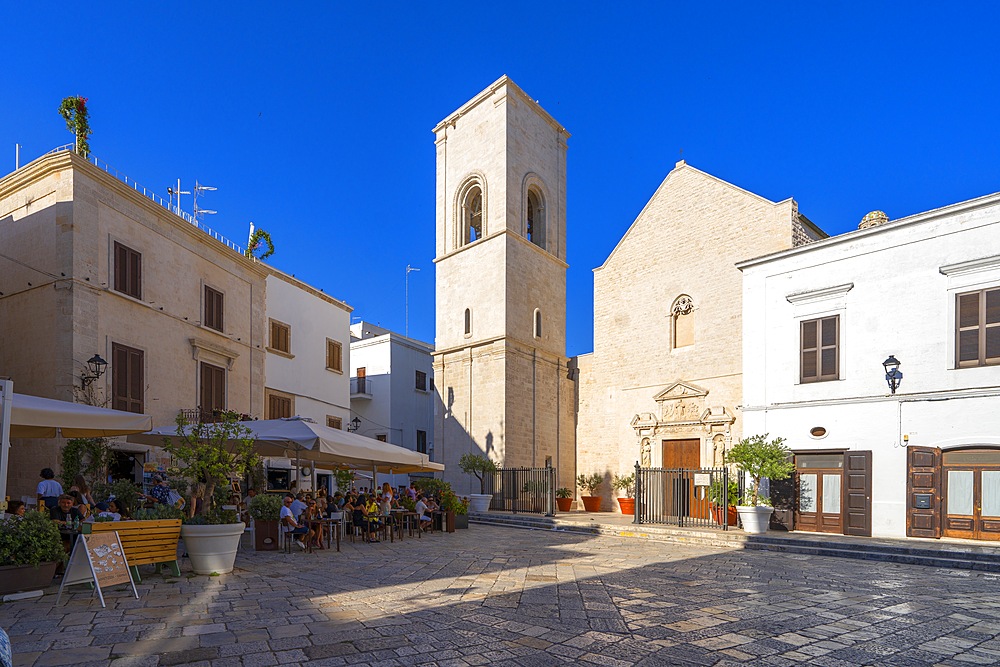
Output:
top-left (376, 434), bottom-right (387, 442)
top-left (204, 285), bottom-right (224, 332)
top-left (113, 242), bottom-right (142, 300)
top-left (800, 315), bottom-right (839, 383)
top-left (957, 287), bottom-right (1000, 367)
top-left (265, 389), bottom-right (293, 419)
top-left (326, 339), bottom-right (343, 372)
top-left (111, 343), bottom-right (144, 413)
top-left (416, 430), bottom-right (427, 454)
top-left (200, 362), bottom-right (226, 414)
top-left (269, 319), bottom-right (291, 354)
top-left (415, 370), bottom-right (427, 391)
top-left (327, 416), bottom-right (342, 430)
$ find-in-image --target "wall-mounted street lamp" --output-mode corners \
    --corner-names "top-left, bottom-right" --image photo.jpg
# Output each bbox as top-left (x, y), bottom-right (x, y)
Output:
top-left (883, 355), bottom-right (903, 394)
top-left (81, 354), bottom-right (108, 387)
top-left (346, 417), bottom-right (361, 433)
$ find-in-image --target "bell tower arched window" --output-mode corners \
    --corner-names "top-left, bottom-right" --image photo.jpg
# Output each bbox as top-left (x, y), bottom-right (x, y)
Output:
top-left (526, 189), bottom-right (545, 249)
top-left (464, 308), bottom-right (472, 336)
top-left (533, 309), bottom-right (542, 338)
top-left (464, 186), bottom-right (483, 244)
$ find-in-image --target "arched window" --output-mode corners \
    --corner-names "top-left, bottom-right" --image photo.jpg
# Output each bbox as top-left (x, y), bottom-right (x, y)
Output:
top-left (464, 186), bottom-right (483, 244)
top-left (533, 309), bottom-right (542, 338)
top-left (526, 189), bottom-right (545, 249)
top-left (672, 295), bottom-right (694, 348)
top-left (464, 308), bottom-right (472, 336)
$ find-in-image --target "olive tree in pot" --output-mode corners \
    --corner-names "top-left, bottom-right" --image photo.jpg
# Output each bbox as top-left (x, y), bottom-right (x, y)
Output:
top-left (0, 511), bottom-right (66, 594)
top-left (577, 473), bottom-right (604, 512)
top-left (162, 412), bottom-right (260, 574)
top-left (612, 473), bottom-right (636, 516)
top-left (248, 493), bottom-right (283, 551)
top-left (459, 453), bottom-right (497, 513)
top-left (725, 434), bottom-right (795, 534)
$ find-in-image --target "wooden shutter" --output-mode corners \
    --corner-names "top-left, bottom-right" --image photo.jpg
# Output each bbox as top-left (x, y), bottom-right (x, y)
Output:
top-left (112, 343), bottom-right (143, 413)
top-left (204, 286), bottom-right (224, 331)
top-left (326, 340), bottom-right (342, 371)
top-left (114, 242), bottom-right (142, 299)
top-left (270, 321), bottom-right (290, 353)
top-left (801, 316), bottom-right (838, 382)
top-left (267, 392), bottom-right (292, 419)
top-left (114, 243), bottom-right (128, 294)
top-left (200, 363), bottom-right (225, 413)
top-left (844, 451), bottom-right (872, 537)
top-left (327, 416), bottom-right (342, 430)
top-left (907, 446), bottom-right (941, 538)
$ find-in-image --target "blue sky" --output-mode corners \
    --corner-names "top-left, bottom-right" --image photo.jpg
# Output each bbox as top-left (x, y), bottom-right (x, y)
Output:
top-left (3, 3), bottom-right (999, 356)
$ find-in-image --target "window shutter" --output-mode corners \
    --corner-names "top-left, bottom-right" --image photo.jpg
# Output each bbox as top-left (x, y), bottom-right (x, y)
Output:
top-left (128, 247), bottom-right (141, 299)
top-left (112, 343), bottom-right (143, 413)
top-left (801, 320), bottom-right (817, 380)
top-left (114, 243), bottom-right (127, 294)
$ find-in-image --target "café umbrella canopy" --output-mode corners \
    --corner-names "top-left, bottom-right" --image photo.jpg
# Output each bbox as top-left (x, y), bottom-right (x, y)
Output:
top-left (128, 416), bottom-right (444, 483)
top-left (0, 379), bottom-right (153, 508)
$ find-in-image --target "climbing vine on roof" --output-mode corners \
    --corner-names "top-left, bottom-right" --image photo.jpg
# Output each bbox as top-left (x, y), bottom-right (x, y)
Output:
top-left (58, 96), bottom-right (92, 158)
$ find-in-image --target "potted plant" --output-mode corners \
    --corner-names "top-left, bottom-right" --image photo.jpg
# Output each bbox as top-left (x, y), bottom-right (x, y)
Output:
top-left (248, 493), bottom-right (283, 550)
top-left (459, 453), bottom-right (497, 513)
top-left (440, 490), bottom-right (469, 530)
top-left (555, 487), bottom-right (574, 512)
top-left (708, 478), bottom-right (739, 526)
top-left (0, 511), bottom-right (66, 594)
top-left (161, 412), bottom-right (259, 574)
top-left (577, 473), bottom-right (604, 512)
top-left (725, 434), bottom-right (795, 534)
top-left (612, 473), bottom-right (635, 516)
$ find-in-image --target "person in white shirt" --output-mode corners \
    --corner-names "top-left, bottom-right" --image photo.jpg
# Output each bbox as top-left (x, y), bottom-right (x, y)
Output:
top-left (414, 494), bottom-right (432, 532)
top-left (280, 494), bottom-right (310, 550)
top-left (36, 468), bottom-right (63, 510)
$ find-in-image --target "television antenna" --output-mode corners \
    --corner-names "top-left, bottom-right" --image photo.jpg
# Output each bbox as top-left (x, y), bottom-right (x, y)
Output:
top-left (193, 181), bottom-right (217, 221)
top-left (167, 179), bottom-right (190, 216)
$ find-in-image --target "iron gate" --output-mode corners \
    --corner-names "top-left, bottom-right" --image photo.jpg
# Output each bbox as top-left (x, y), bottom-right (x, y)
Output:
top-left (633, 463), bottom-right (743, 530)
top-left (484, 466), bottom-right (556, 516)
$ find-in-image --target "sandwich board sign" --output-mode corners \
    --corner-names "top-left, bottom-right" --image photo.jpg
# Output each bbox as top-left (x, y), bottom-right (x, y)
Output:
top-left (56, 531), bottom-right (138, 607)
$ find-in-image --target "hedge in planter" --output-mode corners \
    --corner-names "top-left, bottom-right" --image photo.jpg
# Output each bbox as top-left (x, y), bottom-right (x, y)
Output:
top-left (0, 511), bottom-right (66, 594)
top-left (248, 493), bottom-right (283, 550)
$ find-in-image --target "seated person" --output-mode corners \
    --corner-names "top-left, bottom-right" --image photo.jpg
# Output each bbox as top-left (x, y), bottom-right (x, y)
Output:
top-left (414, 494), bottom-right (432, 532)
top-left (365, 495), bottom-right (383, 542)
top-left (50, 494), bottom-right (84, 525)
top-left (280, 494), bottom-right (311, 550)
top-left (303, 499), bottom-right (325, 549)
top-left (68, 490), bottom-right (92, 520)
top-left (5, 500), bottom-right (25, 517)
top-left (95, 501), bottom-right (122, 521)
top-left (289, 493), bottom-right (307, 521)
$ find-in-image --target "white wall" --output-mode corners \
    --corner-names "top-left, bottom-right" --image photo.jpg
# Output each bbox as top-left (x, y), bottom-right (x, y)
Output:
top-left (741, 194), bottom-right (1000, 537)
top-left (264, 273), bottom-right (351, 425)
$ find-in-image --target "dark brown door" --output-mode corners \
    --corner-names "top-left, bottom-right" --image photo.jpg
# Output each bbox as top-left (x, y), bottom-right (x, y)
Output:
top-left (844, 451), bottom-right (872, 536)
top-left (907, 446), bottom-right (941, 538)
top-left (200, 362), bottom-right (225, 414)
top-left (661, 439), bottom-right (704, 519)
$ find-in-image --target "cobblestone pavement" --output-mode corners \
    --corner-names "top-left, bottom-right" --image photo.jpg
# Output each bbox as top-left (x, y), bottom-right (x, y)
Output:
top-left (2, 525), bottom-right (1000, 666)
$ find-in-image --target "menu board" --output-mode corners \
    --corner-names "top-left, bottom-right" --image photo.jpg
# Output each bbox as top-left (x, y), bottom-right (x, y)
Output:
top-left (56, 532), bottom-right (137, 607)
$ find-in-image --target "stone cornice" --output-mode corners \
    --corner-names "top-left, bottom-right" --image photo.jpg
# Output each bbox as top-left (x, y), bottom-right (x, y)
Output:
top-left (432, 75), bottom-right (570, 138)
top-left (939, 254), bottom-right (1000, 277)
top-left (0, 151), bottom-right (73, 211)
top-left (785, 282), bottom-right (854, 304)
top-left (433, 228), bottom-right (569, 268)
top-left (190, 337), bottom-right (240, 370)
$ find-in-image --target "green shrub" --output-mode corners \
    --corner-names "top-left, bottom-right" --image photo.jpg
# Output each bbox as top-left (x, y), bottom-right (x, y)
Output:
top-left (0, 511), bottom-right (66, 567)
top-left (556, 487), bottom-right (573, 499)
top-left (133, 504), bottom-right (185, 521)
top-left (92, 479), bottom-right (142, 517)
top-left (612, 473), bottom-right (635, 498)
top-left (576, 473), bottom-right (603, 496)
top-left (248, 493), bottom-right (283, 521)
top-left (725, 434), bottom-right (795, 506)
top-left (458, 453), bottom-right (497, 494)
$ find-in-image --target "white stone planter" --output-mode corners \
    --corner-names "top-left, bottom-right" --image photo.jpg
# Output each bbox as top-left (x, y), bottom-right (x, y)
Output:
top-left (180, 523), bottom-right (245, 575)
top-left (736, 506), bottom-right (773, 534)
top-left (468, 494), bottom-right (493, 513)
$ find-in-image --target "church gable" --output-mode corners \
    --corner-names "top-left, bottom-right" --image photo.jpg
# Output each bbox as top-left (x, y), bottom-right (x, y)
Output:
top-left (652, 380), bottom-right (709, 402)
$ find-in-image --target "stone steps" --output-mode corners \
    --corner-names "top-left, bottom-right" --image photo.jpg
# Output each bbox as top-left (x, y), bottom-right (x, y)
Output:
top-left (469, 512), bottom-right (1000, 572)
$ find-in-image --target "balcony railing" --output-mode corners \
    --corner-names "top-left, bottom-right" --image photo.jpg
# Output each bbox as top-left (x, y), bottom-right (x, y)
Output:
top-left (178, 408), bottom-right (255, 424)
top-left (350, 377), bottom-right (372, 397)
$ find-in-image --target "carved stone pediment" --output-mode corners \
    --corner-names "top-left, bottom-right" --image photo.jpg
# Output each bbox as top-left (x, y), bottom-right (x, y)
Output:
top-left (652, 381), bottom-right (709, 402)
top-left (631, 412), bottom-right (658, 429)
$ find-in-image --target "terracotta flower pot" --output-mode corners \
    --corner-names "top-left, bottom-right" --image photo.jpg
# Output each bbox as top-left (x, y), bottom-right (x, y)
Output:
top-left (556, 497), bottom-right (573, 512)
top-left (617, 498), bottom-right (635, 515)
top-left (712, 505), bottom-right (738, 526)
top-left (581, 496), bottom-right (602, 512)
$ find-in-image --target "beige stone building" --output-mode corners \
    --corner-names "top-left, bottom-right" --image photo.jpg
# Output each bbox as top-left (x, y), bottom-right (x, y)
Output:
top-left (575, 161), bottom-right (825, 509)
top-left (432, 76), bottom-right (576, 495)
top-left (0, 149), bottom-right (267, 499)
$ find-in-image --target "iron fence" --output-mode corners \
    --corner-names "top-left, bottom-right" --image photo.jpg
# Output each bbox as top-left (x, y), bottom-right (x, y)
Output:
top-left (484, 466), bottom-right (556, 516)
top-left (633, 463), bottom-right (744, 530)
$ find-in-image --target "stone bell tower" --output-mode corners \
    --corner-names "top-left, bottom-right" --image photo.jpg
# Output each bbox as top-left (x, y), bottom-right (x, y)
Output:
top-left (431, 76), bottom-right (575, 494)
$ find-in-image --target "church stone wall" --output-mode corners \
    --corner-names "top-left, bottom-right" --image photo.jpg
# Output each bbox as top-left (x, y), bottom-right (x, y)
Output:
top-left (576, 162), bottom-right (804, 511)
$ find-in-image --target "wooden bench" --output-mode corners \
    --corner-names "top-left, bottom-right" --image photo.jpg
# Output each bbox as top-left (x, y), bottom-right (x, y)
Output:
top-left (89, 519), bottom-right (182, 582)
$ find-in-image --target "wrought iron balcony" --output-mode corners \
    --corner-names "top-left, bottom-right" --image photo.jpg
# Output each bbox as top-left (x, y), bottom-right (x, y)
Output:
top-left (350, 377), bottom-right (373, 398)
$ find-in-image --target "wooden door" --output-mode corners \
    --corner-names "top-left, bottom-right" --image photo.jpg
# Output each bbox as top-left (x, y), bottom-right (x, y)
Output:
top-left (661, 439), bottom-right (703, 519)
top-left (796, 469), bottom-right (843, 533)
top-left (843, 451), bottom-right (872, 536)
top-left (907, 446), bottom-right (941, 538)
top-left (943, 467), bottom-right (1000, 541)
top-left (357, 367), bottom-right (367, 393)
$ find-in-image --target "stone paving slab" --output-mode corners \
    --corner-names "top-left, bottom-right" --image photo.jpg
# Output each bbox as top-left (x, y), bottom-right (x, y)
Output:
top-left (2, 525), bottom-right (999, 665)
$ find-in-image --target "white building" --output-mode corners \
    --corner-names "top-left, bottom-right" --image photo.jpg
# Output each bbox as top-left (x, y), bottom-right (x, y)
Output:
top-left (263, 270), bottom-right (353, 492)
top-left (350, 321), bottom-right (435, 483)
top-left (740, 199), bottom-right (1000, 540)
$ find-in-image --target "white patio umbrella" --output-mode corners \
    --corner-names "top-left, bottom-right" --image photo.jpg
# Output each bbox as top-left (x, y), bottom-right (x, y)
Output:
top-left (128, 416), bottom-right (443, 484)
top-left (0, 379), bottom-right (154, 505)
